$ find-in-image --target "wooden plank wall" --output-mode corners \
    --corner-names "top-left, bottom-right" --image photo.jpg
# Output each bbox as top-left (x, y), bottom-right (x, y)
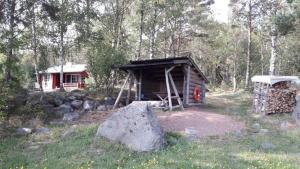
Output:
top-left (139, 67), bottom-right (184, 100)
top-left (187, 67), bottom-right (205, 105)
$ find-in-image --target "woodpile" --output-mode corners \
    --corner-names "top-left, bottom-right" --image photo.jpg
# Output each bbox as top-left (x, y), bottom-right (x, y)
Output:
top-left (266, 88), bottom-right (296, 114)
top-left (253, 81), bottom-right (296, 115)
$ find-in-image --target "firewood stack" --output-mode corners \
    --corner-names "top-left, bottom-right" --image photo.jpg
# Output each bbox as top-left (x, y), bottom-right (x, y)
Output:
top-left (253, 81), bottom-right (297, 115)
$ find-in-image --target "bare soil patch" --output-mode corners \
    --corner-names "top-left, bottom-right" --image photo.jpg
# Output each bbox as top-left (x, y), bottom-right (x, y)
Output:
top-left (79, 106), bottom-right (245, 138)
top-left (157, 107), bottom-right (245, 138)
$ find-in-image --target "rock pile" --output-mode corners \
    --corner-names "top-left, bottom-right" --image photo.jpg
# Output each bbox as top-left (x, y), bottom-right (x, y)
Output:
top-left (26, 91), bottom-right (115, 122)
top-left (96, 101), bottom-right (164, 152)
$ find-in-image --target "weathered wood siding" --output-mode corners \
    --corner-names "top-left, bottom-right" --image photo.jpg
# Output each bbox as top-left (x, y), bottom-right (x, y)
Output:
top-left (140, 67), bottom-right (184, 100)
top-left (187, 67), bottom-right (206, 105)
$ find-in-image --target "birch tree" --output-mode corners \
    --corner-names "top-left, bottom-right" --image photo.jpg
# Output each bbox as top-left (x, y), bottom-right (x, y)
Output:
top-left (136, 0), bottom-right (145, 60)
top-left (42, 0), bottom-right (75, 91)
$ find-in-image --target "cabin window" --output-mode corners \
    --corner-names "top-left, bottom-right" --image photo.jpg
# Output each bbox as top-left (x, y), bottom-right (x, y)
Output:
top-left (64, 74), bottom-right (79, 83)
top-left (44, 74), bottom-right (50, 86)
top-left (71, 75), bottom-right (78, 83)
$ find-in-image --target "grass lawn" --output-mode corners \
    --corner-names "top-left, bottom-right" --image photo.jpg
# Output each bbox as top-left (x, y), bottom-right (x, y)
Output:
top-left (1, 91), bottom-right (300, 169)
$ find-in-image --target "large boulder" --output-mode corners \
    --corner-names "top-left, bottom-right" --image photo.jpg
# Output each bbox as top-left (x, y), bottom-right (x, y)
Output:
top-left (96, 101), bottom-right (164, 152)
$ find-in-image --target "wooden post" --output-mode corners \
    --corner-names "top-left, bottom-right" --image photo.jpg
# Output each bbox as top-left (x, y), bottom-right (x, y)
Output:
top-left (113, 73), bottom-right (131, 109)
top-left (165, 68), bottom-right (172, 111)
top-left (138, 70), bottom-right (142, 100)
top-left (186, 65), bottom-right (191, 105)
top-left (182, 66), bottom-right (187, 106)
top-left (126, 75), bottom-right (133, 105)
top-left (134, 73), bottom-right (138, 100)
top-left (168, 72), bottom-right (184, 110)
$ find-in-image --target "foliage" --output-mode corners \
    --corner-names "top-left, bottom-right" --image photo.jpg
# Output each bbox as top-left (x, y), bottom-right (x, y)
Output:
top-left (275, 14), bottom-right (296, 36)
top-left (0, 85), bottom-right (8, 121)
top-left (87, 43), bottom-right (127, 96)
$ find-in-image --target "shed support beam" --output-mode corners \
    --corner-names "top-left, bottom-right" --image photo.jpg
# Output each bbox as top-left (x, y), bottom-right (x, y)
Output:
top-left (165, 67), bottom-right (173, 111)
top-left (138, 70), bottom-right (142, 100)
top-left (168, 72), bottom-right (184, 111)
top-left (126, 73), bottom-right (133, 105)
top-left (113, 73), bottom-right (131, 109)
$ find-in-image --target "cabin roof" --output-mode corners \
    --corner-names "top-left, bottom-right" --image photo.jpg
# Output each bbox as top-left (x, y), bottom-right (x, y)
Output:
top-left (118, 55), bottom-right (209, 83)
top-left (251, 75), bottom-right (299, 85)
top-left (39, 62), bottom-right (87, 74)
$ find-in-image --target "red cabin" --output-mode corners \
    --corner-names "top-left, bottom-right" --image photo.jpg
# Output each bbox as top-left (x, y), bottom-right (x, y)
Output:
top-left (36, 62), bottom-right (89, 91)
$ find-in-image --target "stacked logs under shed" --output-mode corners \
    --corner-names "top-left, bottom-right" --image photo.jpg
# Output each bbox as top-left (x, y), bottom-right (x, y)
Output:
top-left (253, 81), bottom-right (296, 114)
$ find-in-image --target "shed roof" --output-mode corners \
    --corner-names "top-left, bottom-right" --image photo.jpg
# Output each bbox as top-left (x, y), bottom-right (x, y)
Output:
top-left (40, 62), bottom-right (87, 74)
top-left (251, 75), bottom-right (299, 85)
top-left (118, 55), bottom-right (209, 83)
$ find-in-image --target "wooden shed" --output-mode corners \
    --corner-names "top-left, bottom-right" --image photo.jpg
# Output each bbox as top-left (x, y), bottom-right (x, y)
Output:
top-left (113, 55), bottom-right (209, 110)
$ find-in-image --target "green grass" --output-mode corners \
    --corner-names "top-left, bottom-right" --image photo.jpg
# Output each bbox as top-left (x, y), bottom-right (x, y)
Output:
top-left (1, 91), bottom-right (300, 169)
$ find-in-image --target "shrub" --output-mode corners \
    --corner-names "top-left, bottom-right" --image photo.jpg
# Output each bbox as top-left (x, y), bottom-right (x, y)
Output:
top-left (87, 44), bottom-right (127, 96)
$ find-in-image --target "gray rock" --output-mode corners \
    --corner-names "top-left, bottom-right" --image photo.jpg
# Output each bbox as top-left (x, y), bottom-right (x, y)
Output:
top-left (35, 127), bottom-right (51, 134)
top-left (16, 128), bottom-right (32, 135)
top-left (42, 104), bottom-right (55, 115)
top-left (49, 120), bottom-right (65, 125)
top-left (106, 105), bottom-right (113, 110)
top-left (252, 123), bottom-right (260, 130)
top-left (185, 127), bottom-right (198, 141)
top-left (71, 100), bottom-right (83, 109)
top-left (54, 104), bottom-right (72, 117)
top-left (259, 128), bottom-right (269, 134)
top-left (83, 100), bottom-right (95, 111)
top-left (104, 97), bottom-right (115, 105)
top-left (63, 113), bottom-right (80, 121)
top-left (61, 125), bottom-right (77, 138)
top-left (261, 142), bottom-right (274, 150)
top-left (68, 96), bottom-right (76, 101)
top-left (232, 130), bottom-right (243, 138)
top-left (96, 101), bottom-right (164, 152)
top-left (72, 92), bottom-right (86, 100)
top-left (97, 105), bottom-right (107, 111)
top-left (54, 96), bottom-right (64, 106)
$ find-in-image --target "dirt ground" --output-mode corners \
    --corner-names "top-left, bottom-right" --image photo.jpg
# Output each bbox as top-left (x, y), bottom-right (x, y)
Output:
top-left (157, 107), bottom-right (245, 138)
top-left (79, 105), bottom-right (245, 138)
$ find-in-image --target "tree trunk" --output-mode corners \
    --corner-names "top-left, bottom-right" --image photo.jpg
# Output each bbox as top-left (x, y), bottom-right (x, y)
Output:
top-left (149, 2), bottom-right (158, 59)
top-left (86, 0), bottom-right (91, 40)
top-left (59, 4), bottom-right (65, 91)
top-left (116, 0), bottom-right (126, 49)
top-left (31, 2), bottom-right (43, 92)
top-left (233, 40), bottom-right (238, 92)
top-left (269, 24), bottom-right (278, 75)
top-left (5, 0), bottom-right (16, 84)
top-left (260, 39), bottom-right (264, 75)
top-left (112, 0), bottom-right (119, 48)
top-left (136, 0), bottom-right (145, 60)
top-left (164, 17), bottom-right (167, 58)
top-left (244, 0), bottom-right (252, 89)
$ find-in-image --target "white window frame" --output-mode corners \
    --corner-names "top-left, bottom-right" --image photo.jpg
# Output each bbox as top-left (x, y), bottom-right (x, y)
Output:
top-left (65, 74), bottom-right (80, 83)
top-left (44, 74), bottom-right (51, 87)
